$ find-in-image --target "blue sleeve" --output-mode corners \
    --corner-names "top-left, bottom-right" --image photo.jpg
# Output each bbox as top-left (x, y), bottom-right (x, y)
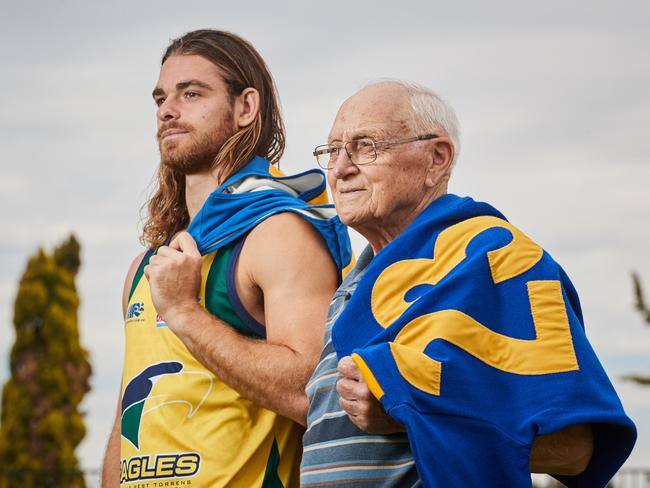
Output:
top-left (526, 281), bottom-right (637, 487)
top-left (390, 403), bottom-right (533, 487)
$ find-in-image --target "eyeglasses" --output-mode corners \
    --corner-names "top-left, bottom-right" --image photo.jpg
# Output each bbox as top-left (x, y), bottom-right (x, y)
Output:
top-left (313, 134), bottom-right (439, 169)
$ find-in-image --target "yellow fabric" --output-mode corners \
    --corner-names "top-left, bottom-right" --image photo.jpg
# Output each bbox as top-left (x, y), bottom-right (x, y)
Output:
top-left (368, 216), bottom-right (577, 396)
top-left (389, 281), bottom-right (578, 396)
top-left (340, 254), bottom-right (357, 280)
top-left (268, 164), bottom-right (284, 177)
top-left (120, 250), bottom-right (302, 487)
top-left (389, 342), bottom-right (442, 397)
top-left (371, 216), bottom-right (543, 328)
top-left (306, 191), bottom-right (330, 206)
top-left (351, 353), bottom-right (386, 400)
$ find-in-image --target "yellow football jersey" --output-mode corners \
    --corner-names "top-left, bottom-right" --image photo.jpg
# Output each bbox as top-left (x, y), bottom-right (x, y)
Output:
top-left (120, 248), bottom-right (302, 487)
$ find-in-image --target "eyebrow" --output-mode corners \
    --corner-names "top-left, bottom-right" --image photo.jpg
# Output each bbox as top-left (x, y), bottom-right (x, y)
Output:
top-left (329, 129), bottom-right (383, 143)
top-left (152, 79), bottom-right (214, 99)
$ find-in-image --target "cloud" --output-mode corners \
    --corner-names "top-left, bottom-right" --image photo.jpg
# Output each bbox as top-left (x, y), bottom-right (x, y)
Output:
top-left (1, 0), bottom-right (649, 471)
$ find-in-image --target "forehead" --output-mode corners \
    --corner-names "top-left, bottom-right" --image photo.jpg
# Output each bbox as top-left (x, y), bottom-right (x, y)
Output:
top-left (329, 84), bottom-right (414, 140)
top-left (156, 54), bottom-right (224, 89)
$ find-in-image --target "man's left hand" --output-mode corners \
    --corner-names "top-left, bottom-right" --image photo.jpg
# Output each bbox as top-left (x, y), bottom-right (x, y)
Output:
top-left (143, 231), bottom-right (202, 325)
top-left (336, 356), bottom-right (405, 434)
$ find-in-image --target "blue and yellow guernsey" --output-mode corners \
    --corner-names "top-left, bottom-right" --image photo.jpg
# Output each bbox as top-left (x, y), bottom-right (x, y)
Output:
top-left (332, 194), bottom-right (636, 487)
top-left (121, 241), bottom-right (301, 487)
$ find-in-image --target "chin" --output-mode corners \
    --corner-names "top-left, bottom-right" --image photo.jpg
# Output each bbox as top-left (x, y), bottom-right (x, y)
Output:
top-left (159, 147), bottom-right (179, 164)
top-left (337, 210), bottom-right (364, 228)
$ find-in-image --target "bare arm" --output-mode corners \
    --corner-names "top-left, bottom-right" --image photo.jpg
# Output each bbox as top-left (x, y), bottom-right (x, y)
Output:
top-left (530, 424), bottom-right (593, 475)
top-left (337, 356), bottom-right (593, 475)
top-left (101, 394), bottom-right (122, 488)
top-left (101, 251), bottom-right (144, 487)
top-left (145, 214), bottom-right (338, 425)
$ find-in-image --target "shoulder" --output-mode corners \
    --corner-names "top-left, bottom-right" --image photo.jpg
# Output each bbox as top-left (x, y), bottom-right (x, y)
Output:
top-left (440, 214), bottom-right (543, 251)
top-left (246, 211), bottom-right (332, 256)
top-left (240, 212), bottom-right (337, 284)
top-left (250, 210), bottom-right (320, 236)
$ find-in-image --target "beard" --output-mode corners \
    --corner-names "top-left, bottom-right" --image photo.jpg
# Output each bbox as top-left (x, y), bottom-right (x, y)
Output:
top-left (158, 110), bottom-right (235, 175)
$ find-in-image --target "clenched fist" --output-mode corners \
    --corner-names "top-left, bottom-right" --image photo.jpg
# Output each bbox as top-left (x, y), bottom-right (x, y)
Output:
top-left (144, 231), bottom-right (202, 326)
top-left (336, 356), bottom-right (404, 434)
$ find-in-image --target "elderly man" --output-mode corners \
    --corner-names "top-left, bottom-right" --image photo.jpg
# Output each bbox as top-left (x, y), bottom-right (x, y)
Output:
top-left (301, 81), bottom-right (636, 487)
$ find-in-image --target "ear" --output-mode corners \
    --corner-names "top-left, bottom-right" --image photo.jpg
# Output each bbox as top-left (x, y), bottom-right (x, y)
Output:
top-left (424, 138), bottom-right (454, 188)
top-left (232, 87), bottom-right (260, 128)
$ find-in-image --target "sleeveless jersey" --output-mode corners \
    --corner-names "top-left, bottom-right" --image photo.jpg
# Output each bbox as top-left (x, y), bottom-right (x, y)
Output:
top-left (120, 240), bottom-right (302, 487)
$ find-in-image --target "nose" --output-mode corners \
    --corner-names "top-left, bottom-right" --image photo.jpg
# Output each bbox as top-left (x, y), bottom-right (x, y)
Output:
top-left (330, 146), bottom-right (358, 180)
top-left (156, 97), bottom-right (180, 122)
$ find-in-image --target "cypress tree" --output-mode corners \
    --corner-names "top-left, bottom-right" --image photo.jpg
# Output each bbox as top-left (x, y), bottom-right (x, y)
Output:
top-left (0, 235), bottom-right (91, 487)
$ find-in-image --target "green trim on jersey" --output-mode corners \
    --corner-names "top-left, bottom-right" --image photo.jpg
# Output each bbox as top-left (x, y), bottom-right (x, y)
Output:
top-left (262, 438), bottom-right (284, 488)
top-left (204, 242), bottom-right (261, 338)
top-left (128, 240), bottom-right (262, 338)
top-left (129, 248), bottom-right (154, 302)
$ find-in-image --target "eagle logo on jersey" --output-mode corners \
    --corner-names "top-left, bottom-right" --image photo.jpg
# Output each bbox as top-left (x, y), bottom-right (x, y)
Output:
top-left (121, 361), bottom-right (215, 450)
top-left (122, 361), bottom-right (184, 449)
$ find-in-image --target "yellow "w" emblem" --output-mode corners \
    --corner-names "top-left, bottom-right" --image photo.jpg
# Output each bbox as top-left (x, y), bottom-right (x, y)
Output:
top-left (353, 216), bottom-right (579, 399)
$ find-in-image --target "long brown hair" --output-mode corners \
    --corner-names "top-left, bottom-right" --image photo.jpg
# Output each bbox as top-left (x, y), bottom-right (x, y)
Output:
top-left (142, 29), bottom-right (285, 247)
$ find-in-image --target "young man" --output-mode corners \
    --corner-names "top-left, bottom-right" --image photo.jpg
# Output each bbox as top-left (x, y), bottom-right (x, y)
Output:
top-left (102, 30), bottom-right (350, 487)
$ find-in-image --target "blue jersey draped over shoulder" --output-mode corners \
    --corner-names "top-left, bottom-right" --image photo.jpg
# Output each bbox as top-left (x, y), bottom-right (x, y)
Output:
top-left (332, 194), bottom-right (636, 488)
top-left (187, 156), bottom-right (352, 276)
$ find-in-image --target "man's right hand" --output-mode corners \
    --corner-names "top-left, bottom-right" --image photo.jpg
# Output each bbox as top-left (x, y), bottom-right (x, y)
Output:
top-left (336, 356), bottom-right (405, 434)
top-left (144, 231), bottom-right (202, 326)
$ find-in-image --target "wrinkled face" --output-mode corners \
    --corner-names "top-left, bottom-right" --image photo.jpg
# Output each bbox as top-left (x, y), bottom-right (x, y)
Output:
top-left (327, 84), bottom-right (438, 237)
top-left (153, 54), bottom-right (235, 174)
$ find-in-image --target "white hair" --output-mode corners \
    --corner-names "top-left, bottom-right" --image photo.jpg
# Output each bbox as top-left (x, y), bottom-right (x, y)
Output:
top-left (365, 79), bottom-right (461, 168)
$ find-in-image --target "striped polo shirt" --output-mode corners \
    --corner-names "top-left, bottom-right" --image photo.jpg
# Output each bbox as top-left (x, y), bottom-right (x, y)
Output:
top-left (301, 246), bottom-right (421, 487)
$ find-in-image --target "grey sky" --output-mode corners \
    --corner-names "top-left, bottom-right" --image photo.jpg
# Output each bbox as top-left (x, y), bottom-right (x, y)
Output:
top-left (1, 0), bottom-right (648, 471)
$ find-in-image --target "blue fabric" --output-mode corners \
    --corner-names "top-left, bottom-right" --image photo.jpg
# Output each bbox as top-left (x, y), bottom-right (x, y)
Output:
top-left (332, 194), bottom-right (636, 488)
top-left (225, 238), bottom-right (266, 338)
top-left (187, 156), bottom-right (352, 274)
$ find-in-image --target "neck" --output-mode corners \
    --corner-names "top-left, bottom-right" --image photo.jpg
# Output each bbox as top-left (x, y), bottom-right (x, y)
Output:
top-left (185, 169), bottom-right (222, 221)
top-left (362, 188), bottom-right (448, 254)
